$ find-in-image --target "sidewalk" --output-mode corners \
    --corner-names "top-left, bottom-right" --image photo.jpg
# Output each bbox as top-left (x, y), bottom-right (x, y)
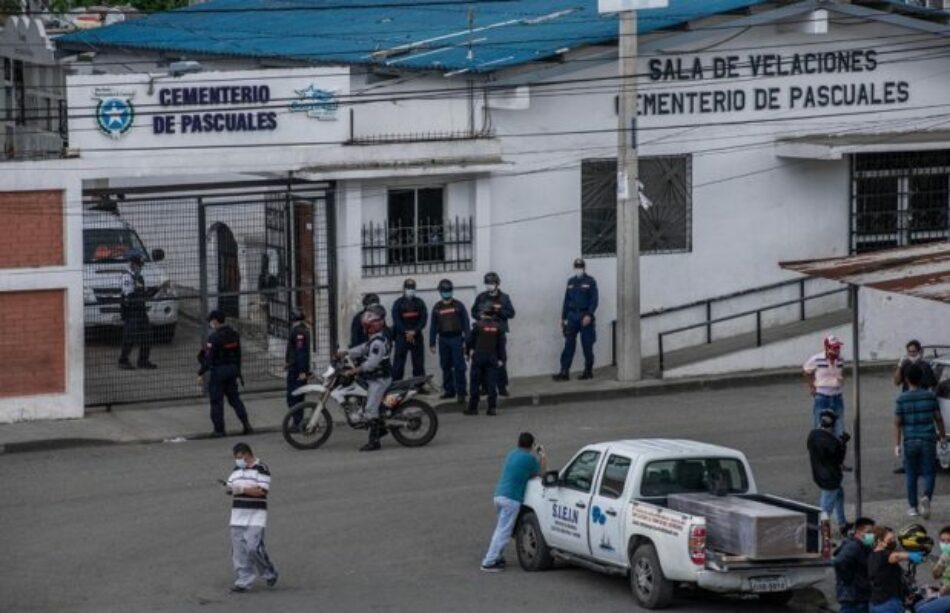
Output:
top-left (0, 363), bottom-right (886, 454)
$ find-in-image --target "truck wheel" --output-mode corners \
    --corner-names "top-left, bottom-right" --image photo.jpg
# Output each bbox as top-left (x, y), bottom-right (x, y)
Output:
top-left (516, 511), bottom-right (553, 571)
top-left (758, 591), bottom-right (794, 606)
top-left (630, 543), bottom-right (674, 610)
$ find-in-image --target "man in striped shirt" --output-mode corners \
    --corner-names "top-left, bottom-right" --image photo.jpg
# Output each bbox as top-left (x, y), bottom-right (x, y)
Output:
top-left (224, 442), bottom-right (278, 592)
top-left (804, 335), bottom-right (847, 437)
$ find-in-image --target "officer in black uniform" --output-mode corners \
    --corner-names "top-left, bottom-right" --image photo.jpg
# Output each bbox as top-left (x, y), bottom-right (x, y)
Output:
top-left (554, 258), bottom-right (599, 381)
top-left (428, 279), bottom-right (470, 403)
top-left (465, 311), bottom-right (507, 416)
top-left (285, 309), bottom-right (312, 427)
top-left (198, 310), bottom-right (252, 437)
top-left (471, 272), bottom-right (515, 395)
top-left (391, 278), bottom-right (428, 381)
top-left (350, 293), bottom-right (381, 347)
top-left (118, 250), bottom-right (156, 370)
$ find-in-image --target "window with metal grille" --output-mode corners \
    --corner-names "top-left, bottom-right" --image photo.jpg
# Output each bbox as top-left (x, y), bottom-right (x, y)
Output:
top-left (361, 187), bottom-right (473, 277)
top-left (581, 155), bottom-right (692, 257)
top-left (851, 150), bottom-right (950, 253)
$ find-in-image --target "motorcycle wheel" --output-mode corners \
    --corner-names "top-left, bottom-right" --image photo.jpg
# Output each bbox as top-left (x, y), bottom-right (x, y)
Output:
top-left (388, 399), bottom-right (438, 448)
top-left (282, 401), bottom-right (333, 450)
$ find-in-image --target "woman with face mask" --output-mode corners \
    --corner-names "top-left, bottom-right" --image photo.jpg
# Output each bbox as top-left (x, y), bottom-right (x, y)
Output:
top-left (932, 527), bottom-right (950, 597)
top-left (868, 526), bottom-right (924, 612)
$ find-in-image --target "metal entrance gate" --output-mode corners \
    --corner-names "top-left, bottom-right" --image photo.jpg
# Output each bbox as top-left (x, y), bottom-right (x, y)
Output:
top-left (82, 179), bottom-right (336, 407)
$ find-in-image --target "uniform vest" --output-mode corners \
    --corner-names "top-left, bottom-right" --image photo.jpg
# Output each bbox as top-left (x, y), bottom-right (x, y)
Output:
top-left (363, 331), bottom-right (393, 379)
top-left (123, 270), bottom-right (148, 315)
top-left (399, 300), bottom-right (423, 325)
top-left (436, 302), bottom-right (462, 335)
top-left (286, 323), bottom-right (309, 365)
top-left (213, 326), bottom-right (242, 367)
top-left (474, 322), bottom-right (501, 354)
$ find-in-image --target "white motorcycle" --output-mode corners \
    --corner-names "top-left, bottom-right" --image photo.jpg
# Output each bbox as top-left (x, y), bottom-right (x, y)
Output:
top-left (281, 355), bottom-right (438, 450)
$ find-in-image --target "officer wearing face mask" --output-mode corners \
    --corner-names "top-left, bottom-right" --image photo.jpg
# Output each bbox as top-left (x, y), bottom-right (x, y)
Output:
top-left (391, 278), bottom-right (428, 381)
top-left (472, 272), bottom-right (515, 396)
top-left (553, 258), bottom-right (598, 382)
top-left (350, 293), bottom-right (381, 347)
top-left (429, 279), bottom-right (470, 404)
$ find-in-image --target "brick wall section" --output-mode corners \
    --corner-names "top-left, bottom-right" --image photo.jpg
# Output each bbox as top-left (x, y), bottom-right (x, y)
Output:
top-left (0, 190), bottom-right (64, 268)
top-left (0, 290), bottom-right (66, 398)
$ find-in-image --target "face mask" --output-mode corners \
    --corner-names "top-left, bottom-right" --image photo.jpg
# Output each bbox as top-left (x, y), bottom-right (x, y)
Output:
top-left (486, 284), bottom-right (498, 293)
top-left (574, 269), bottom-right (584, 278)
top-left (234, 458), bottom-right (247, 469)
top-left (941, 543), bottom-right (950, 555)
top-left (885, 541), bottom-right (897, 552)
top-left (440, 291), bottom-right (452, 300)
top-left (862, 533), bottom-right (876, 547)
top-left (908, 354), bottom-right (921, 363)
top-left (405, 289), bottom-right (415, 298)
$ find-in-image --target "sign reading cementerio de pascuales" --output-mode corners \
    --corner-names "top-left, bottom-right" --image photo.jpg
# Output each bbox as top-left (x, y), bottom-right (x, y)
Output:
top-left (66, 67), bottom-right (349, 154)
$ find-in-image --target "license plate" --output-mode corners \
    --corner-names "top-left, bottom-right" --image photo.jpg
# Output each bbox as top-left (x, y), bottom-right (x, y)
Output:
top-left (750, 576), bottom-right (787, 593)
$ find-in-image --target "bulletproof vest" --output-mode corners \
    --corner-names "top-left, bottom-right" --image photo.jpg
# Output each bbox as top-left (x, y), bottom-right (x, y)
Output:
top-left (214, 326), bottom-right (242, 367)
top-left (124, 270), bottom-right (148, 313)
top-left (285, 324), bottom-right (308, 364)
top-left (363, 331), bottom-right (392, 379)
top-left (436, 302), bottom-right (462, 335)
top-left (474, 321), bottom-right (501, 354)
top-left (400, 299), bottom-right (422, 324)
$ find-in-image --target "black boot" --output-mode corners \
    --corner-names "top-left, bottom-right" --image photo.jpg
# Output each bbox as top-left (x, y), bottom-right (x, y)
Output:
top-left (552, 371), bottom-right (569, 381)
top-left (360, 420), bottom-right (382, 452)
top-left (241, 420), bottom-right (254, 435)
top-left (579, 369), bottom-right (593, 380)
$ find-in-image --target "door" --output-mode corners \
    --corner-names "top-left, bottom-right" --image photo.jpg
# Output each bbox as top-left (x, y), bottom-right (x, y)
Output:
top-left (215, 223), bottom-right (240, 317)
top-left (589, 454), bottom-right (633, 565)
top-left (293, 200), bottom-right (316, 325)
top-left (545, 449), bottom-right (601, 554)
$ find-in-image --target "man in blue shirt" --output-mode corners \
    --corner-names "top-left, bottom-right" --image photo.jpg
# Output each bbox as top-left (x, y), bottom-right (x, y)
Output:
top-left (896, 363), bottom-right (947, 518)
top-left (553, 258), bottom-right (598, 381)
top-left (481, 432), bottom-right (547, 572)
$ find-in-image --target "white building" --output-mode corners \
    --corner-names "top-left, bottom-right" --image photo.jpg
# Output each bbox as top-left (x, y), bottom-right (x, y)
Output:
top-left (2, 0), bottom-right (950, 420)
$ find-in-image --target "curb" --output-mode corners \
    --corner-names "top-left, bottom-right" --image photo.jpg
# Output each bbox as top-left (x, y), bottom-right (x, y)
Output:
top-left (0, 363), bottom-right (893, 455)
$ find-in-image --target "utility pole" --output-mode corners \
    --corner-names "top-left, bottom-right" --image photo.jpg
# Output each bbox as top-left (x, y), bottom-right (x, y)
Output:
top-left (616, 9), bottom-right (641, 382)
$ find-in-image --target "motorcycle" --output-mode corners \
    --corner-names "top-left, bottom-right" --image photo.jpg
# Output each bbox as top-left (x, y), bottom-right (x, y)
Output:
top-left (281, 355), bottom-right (439, 450)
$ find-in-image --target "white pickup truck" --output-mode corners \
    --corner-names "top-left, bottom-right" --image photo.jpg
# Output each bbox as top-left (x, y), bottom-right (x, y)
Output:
top-left (516, 439), bottom-right (831, 609)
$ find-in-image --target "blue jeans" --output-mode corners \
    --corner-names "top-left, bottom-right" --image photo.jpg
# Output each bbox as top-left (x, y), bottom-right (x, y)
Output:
top-left (839, 603), bottom-right (869, 613)
top-left (483, 496), bottom-right (520, 566)
top-left (904, 438), bottom-right (937, 509)
top-left (813, 393), bottom-right (845, 436)
top-left (918, 596), bottom-right (950, 613)
top-left (871, 598), bottom-right (904, 613)
top-left (437, 335), bottom-right (466, 397)
top-left (819, 487), bottom-right (847, 526)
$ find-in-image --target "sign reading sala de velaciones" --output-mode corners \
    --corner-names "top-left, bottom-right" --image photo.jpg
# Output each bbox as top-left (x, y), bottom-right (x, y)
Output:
top-left (67, 67), bottom-right (349, 153)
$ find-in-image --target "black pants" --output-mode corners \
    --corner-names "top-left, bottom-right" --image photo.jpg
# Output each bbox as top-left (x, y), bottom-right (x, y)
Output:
top-left (209, 364), bottom-right (248, 433)
top-left (286, 367), bottom-right (306, 426)
top-left (469, 352), bottom-right (499, 412)
top-left (393, 333), bottom-right (425, 381)
top-left (119, 315), bottom-right (151, 365)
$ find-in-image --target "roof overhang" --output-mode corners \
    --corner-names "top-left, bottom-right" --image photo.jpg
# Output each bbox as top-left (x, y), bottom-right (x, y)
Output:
top-left (780, 242), bottom-right (950, 304)
top-left (775, 130), bottom-right (950, 160)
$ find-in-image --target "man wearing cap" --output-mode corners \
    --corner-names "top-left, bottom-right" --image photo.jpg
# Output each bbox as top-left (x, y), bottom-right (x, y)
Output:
top-left (804, 336), bottom-right (847, 436)
top-left (553, 258), bottom-right (598, 381)
top-left (429, 279), bottom-right (470, 404)
top-left (285, 310), bottom-right (312, 428)
top-left (198, 310), bottom-right (253, 437)
top-left (118, 250), bottom-right (156, 370)
top-left (391, 278), bottom-right (428, 381)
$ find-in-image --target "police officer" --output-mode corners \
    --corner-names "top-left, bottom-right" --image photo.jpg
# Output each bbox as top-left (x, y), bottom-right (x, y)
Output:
top-left (350, 293), bottom-right (381, 347)
top-left (198, 310), bottom-right (252, 438)
top-left (340, 305), bottom-right (392, 452)
top-left (429, 279), bottom-right (470, 403)
top-left (391, 278), bottom-right (428, 381)
top-left (285, 309), bottom-right (312, 427)
top-left (554, 258), bottom-right (599, 381)
top-left (472, 272), bottom-right (515, 396)
top-left (465, 311), bottom-right (506, 416)
top-left (118, 250), bottom-right (156, 370)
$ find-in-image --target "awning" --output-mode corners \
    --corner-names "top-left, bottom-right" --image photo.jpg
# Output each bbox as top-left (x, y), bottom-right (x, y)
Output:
top-left (775, 130), bottom-right (950, 160)
top-left (780, 242), bottom-right (950, 304)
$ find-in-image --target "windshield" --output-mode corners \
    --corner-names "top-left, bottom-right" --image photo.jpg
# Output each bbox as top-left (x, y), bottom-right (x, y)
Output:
top-left (83, 228), bottom-right (148, 264)
top-left (640, 457), bottom-right (749, 498)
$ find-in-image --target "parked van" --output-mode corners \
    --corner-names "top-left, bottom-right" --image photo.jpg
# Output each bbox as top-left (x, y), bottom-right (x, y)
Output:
top-left (83, 210), bottom-right (178, 340)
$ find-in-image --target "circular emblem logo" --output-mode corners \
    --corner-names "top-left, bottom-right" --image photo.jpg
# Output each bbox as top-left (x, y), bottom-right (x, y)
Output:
top-left (96, 97), bottom-right (135, 139)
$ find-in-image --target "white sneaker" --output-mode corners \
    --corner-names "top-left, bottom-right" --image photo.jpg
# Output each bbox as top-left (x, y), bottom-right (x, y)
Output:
top-left (908, 507), bottom-right (920, 517)
top-left (920, 496), bottom-right (931, 520)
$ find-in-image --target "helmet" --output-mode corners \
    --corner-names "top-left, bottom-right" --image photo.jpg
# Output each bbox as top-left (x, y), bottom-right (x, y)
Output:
top-left (361, 305), bottom-right (386, 335)
top-left (573, 257), bottom-right (586, 269)
top-left (207, 309), bottom-right (227, 324)
top-left (403, 278), bottom-right (417, 290)
top-left (898, 524), bottom-right (934, 555)
top-left (484, 271), bottom-right (500, 286)
top-left (362, 293), bottom-right (380, 308)
top-left (290, 309), bottom-right (305, 323)
top-left (438, 279), bottom-right (453, 293)
top-left (127, 249), bottom-right (144, 264)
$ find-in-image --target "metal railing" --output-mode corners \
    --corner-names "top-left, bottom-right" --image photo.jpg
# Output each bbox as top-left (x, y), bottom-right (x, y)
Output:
top-left (656, 286), bottom-right (849, 374)
top-left (361, 217), bottom-right (474, 277)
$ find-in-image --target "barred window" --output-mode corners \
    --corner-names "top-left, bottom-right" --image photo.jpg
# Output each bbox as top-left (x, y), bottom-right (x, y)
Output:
top-left (581, 155), bottom-right (692, 257)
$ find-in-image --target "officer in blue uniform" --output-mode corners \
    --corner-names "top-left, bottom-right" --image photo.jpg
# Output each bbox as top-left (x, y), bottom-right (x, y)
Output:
top-left (198, 310), bottom-right (252, 437)
top-left (471, 272), bottom-right (515, 396)
top-left (429, 279), bottom-right (470, 403)
top-left (391, 278), bottom-right (428, 381)
top-left (465, 311), bottom-right (507, 416)
top-left (350, 293), bottom-right (380, 347)
top-left (553, 258), bottom-right (599, 381)
top-left (118, 250), bottom-right (156, 370)
top-left (285, 309), bottom-right (312, 427)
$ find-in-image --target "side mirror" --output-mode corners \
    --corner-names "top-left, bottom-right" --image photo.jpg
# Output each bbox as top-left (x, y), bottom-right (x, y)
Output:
top-left (542, 470), bottom-right (560, 488)
top-left (151, 248), bottom-right (165, 262)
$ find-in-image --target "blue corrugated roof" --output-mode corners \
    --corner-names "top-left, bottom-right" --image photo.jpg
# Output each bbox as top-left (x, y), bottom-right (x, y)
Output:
top-left (58, 0), bottom-right (771, 73)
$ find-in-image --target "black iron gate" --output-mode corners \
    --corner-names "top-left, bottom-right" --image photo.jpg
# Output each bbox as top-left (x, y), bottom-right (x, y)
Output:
top-left (82, 179), bottom-right (336, 407)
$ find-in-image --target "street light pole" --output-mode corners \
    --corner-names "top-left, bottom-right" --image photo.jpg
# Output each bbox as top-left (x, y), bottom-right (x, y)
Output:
top-left (616, 9), bottom-right (641, 382)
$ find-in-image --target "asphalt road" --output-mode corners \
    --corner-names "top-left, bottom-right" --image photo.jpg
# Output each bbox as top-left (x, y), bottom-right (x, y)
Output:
top-left (2, 373), bottom-right (940, 613)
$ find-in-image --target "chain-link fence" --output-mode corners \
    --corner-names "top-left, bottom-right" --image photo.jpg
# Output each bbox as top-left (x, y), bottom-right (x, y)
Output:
top-left (82, 179), bottom-right (336, 407)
